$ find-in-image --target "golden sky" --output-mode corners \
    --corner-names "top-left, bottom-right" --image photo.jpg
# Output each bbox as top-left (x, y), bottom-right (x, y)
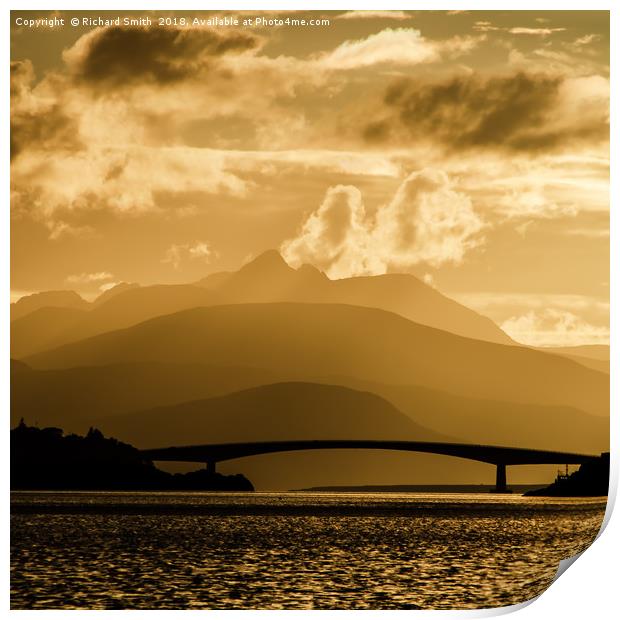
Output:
top-left (10, 10), bottom-right (609, 346)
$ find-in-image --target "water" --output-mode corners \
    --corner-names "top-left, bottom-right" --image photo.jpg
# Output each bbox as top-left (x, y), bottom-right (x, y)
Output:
top-left (11, 491), bottom-right (606, 610)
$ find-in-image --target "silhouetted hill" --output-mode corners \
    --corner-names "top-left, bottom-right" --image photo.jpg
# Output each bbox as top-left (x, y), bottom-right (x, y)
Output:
top-left (524, 453), bottom-right (609, 496)
top-left (10, 422), bottom-right (253, 491)
top-left (10, 360), bottom-right (279, 431)
top-left (11, 360), bottom-right (607, 455)
top-left (91, 382), bottom-right (453, 449)
top-left (25, 303), bottom-right (609, 418)
top-left (11, 290), bottom-right (88, 321)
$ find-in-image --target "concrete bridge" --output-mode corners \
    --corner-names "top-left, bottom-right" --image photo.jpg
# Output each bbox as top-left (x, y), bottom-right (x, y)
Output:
top-left (140, 440), bottom-right (598, 493)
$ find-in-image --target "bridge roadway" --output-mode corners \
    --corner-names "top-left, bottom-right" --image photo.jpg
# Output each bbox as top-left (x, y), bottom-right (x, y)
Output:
top-left (140, 440), bottom-right (598, 493)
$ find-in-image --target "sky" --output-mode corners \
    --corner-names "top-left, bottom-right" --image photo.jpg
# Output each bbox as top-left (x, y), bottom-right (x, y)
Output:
top-left (10, 10), bottom-right (609, 346)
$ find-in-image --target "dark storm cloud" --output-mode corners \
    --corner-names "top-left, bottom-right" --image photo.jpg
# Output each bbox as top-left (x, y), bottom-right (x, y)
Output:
top-left (67, 26), bottom-right (260, 87)
top-left (365, 72), bottom-right (608, 152)
top-left (10, 61), bottom-right (82, 159)
top-left (10, 106), bottom-right (81, 160)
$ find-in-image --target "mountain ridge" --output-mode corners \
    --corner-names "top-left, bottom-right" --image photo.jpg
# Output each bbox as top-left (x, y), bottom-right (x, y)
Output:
top-left (24, 302), bottom-right (609, 418)
top-left (11, 250), bottom-right (515, 358)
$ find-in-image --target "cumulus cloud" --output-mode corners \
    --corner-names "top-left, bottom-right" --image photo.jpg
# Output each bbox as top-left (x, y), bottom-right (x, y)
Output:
top-left (162, 241), bottom-right (214, 269)
top-left (501, 309), bottom-right (609, 347)
top-left (281, 169), bottom-right (485, 278)
top-left (364, 72), bottom-right (609, 152)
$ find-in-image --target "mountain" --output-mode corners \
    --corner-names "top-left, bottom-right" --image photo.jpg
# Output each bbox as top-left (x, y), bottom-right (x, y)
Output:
top-left (10, 290), bottom-right (88, 321)
top-left (11, 251), bottom-right (514, 358)
top-left (13, 357), bottom-right (605, 490)
top-left (90, 381), bottom-right (483, 491)
top-left (11, 307), bottom-right (88, 360)
top-left (196, 250), bottom-right (514, 345)
top-left (532, 345), bottom-right (610, 374)
top-left (10, 360), bottom-right (279, 432)
top-left (538, 345), bottom-right (609, 361)
top-left (11, 359), bottom-right (606, 454)
top-left (25, 302), bottom-right (609, 418)
top-left (10, 284), bottom-right (213, 358)
top-left (339, 377), bottom-right (608, 455)
top-left (553, 354), bottom-right (608, 375)
top-left (92, 282), bottom-right (140, 306)
top-left (92, 382), bottom-right (452, 449)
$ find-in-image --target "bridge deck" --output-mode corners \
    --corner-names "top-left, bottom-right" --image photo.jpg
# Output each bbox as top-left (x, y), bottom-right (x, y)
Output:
top-left (140, 440), bottom-right (597, 467)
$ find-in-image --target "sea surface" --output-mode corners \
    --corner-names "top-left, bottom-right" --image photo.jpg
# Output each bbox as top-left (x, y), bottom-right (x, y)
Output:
top-left (10, 491), bottom-right (606, 610)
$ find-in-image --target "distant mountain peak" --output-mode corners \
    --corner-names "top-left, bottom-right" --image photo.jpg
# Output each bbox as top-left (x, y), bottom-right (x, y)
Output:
top-left (93, 282), bottom-right (140, 306)
top-left (15, 289), bottom-right (84, 304)
top-left (239, 250), bottom-right (292, 274)
top-left (10, 289), bottom-right (89, 322)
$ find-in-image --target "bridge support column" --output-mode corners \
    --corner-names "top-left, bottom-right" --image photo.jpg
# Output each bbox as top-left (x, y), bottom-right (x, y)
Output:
top-left (205, 461), bottom-right (216, 475)
top-left (491, 463), bottom-right (511, 493)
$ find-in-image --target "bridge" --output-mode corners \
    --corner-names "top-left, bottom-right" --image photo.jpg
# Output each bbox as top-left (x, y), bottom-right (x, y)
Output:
top-left (140, 440), bottom-right (598, 493)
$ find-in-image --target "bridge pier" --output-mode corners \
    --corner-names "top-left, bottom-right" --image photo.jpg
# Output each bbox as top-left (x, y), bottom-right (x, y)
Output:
top-left (491, 463), bottom-right (511, 493)
top-left (205, 461), bottom-right (216, 475)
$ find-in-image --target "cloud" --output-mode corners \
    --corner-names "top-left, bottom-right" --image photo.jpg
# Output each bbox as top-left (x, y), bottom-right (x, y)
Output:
top-left (495, 187), bottom-right (578, 220)
top-left (66, 271), bottom-right (114, 285)
top-left (365, 72), bottom-right (609, 152)
top-left (453, 292), bottom-right (609, 315)
top-left (46, 221), bottom-right (95, 241)
top-left (473, 21), bottom-right (500, 32)
top-left (11, 146), bottom-right (250, 232)
top-left (500, 309), bottom-right (609, 347)
top-left (423, 273), bottom-right (436, 288)
top-left (63, 25), bottom-right (261, 88)
top-left (10, 60), bottom-right (82, 160)
top-left (473, 22), bottom-right (566, 36)
top-left (10, 22), bottom-right (608, 244)
top-left (564, 228), bottom-right (609, 238)
top-left (162, 241), bottom-right (214, 269)
top-left (281, 169), bottom-right (485, 278)
top-left (98, 281), bottom-right (121, 292)
top-left (317, 28), bottom-right (439, 70)
top-left (336, 11), bottom-right (410, 21)
top-left (573, 34), bottom-right (601, 47)
top-left (508, 27), bottom-right (566, 36)
top-left (316, 28), bottom-right (482, 70)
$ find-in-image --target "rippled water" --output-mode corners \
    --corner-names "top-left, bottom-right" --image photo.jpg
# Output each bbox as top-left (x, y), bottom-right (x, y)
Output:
top-left (11, 492), bottom-right (605, 610)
